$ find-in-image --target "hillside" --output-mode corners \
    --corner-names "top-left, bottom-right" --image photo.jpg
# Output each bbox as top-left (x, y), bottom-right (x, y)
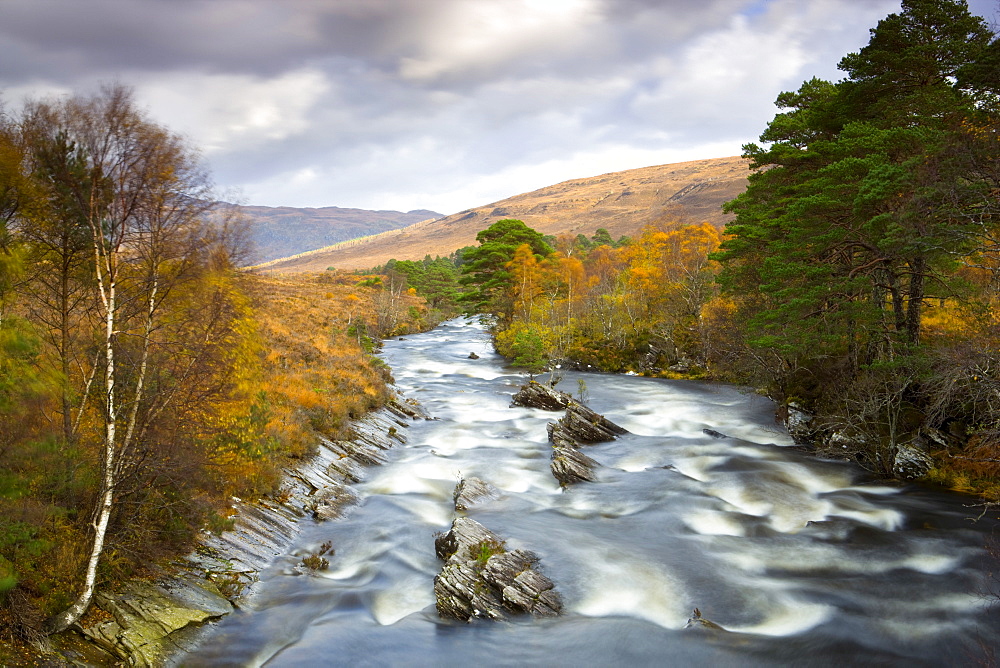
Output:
top-left (258, 155), bottom-right (749, 272)
top-left (239, 205), bottom-right (442, 263)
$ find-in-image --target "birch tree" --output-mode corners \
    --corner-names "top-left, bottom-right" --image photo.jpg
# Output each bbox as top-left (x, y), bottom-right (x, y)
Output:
top-left (41, 84), bottom-right (216, 634)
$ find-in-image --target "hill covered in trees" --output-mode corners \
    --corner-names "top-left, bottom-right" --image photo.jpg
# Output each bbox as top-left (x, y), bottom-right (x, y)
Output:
top-left (259, 156), bottom-right (748, 272)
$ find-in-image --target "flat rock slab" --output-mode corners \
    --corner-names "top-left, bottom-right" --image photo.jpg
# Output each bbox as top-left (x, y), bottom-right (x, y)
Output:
top-left (433, 517), bottom-right (561, 622)
top-left (511, 381), bottom-right (574, 411)
top-left (80, 576), bottom-right (232, 666)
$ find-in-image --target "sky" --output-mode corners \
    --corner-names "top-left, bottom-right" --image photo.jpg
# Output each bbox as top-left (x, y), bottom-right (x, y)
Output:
top-left (0, 0), bottom-right (997, 215)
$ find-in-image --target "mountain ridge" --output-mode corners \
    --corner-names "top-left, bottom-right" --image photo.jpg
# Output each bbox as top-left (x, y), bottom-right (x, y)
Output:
top-left (237, 204), bottom-right (443, 263)
top-left (257, 155), bottom-right (750, 272)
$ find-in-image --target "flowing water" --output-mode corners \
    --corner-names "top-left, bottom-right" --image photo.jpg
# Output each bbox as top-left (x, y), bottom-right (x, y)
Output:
top-left (186, 318), bottom-right (1000, 666)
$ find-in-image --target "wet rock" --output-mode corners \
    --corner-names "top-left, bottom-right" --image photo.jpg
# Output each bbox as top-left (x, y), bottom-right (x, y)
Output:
top-left (546, 421), bottom-right (576, 449)
top-left (511, 380), bottom-right (574, 411)
top-left (385, 397), bottom-right (432, 421)
top-left (309, 483), bottom-right (358, 521)
top-left (468, 352), bottom-right (480, 359)
top-left (685, 608), bottom-right (724, 631)
top-left (78, 576), bottom-right (233, 667)
top-left (433, 517), bottom-right (561, 622)
top-left (434, 517), bottom-right (501, 561)
top-left (453, 477), bottom-right (501, 511)
top-left (783, 402), bottom-right (817, 445)
top-left (893, 442), bottom-right (934, 480)
top-left (554, 403), bottom-right (628, 443)
top-left (550, 444), bottom-right (599, 485)
top-left (702, 428), bottom-right (728, 439)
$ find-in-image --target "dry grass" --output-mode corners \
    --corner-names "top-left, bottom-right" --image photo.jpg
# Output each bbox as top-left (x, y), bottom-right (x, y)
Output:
top-left (240, 270), bottom-right (425, 462)
top-left (264, 156), bottom-right (749, 272)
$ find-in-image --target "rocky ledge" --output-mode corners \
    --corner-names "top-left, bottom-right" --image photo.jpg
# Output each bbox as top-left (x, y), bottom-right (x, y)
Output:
top-left (61, 397), bottom-right (427, 667)
top-left (778, 400), bottom-right (939, 480)
top-left (433, 517), bottom-right (561, 622)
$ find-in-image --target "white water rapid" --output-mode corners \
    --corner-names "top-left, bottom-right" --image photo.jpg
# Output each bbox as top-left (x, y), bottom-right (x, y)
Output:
top-left (184, 318), bottom-right (1000, 667)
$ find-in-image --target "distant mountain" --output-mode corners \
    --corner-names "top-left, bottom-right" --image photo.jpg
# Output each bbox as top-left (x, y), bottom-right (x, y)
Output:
top-left (259, 156), bottom-right (750, 272)
top-left (237, 205), bottom-right (442, 263)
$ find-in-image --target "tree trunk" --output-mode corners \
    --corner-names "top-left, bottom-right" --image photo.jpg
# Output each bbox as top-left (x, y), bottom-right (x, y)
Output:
top-left (45, 276), bottom-right (117, 635)
top-left (905, 257), bottom-right (925, 345)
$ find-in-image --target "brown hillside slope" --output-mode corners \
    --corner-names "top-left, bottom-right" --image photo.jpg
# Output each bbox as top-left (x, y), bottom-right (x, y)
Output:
top-left (261, 155), bottom-right (749, 272)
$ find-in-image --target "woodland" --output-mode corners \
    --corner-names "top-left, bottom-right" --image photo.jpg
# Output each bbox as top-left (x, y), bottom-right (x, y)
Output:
top-left (0, 86), bottom-right (427, 651)
top-left (0, 0), bottom-right (998, 659)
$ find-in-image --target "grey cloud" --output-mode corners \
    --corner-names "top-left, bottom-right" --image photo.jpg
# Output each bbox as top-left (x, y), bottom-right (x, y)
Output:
top-left (1, 0), bottom-right (995, 213)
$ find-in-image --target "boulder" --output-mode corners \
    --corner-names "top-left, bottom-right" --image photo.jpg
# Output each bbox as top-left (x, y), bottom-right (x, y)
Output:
top-left (468, 352), bottom-right (480, 359)
top-left (453, 477), bottom-right (501, 511)
top-left (554, 403), bottom-right (628, 443)
top-left (434, 516), bottom-right (501, 561)
top-left (511, 380), bottom-right (574, 411)
top-left (550, 445), bottom-right (599, 485)
top-left (702, 428), bottom-right (728, 439)
top-left (433, 517), bottom-right (561, 622)
top-left (893, 442), bottom-right (934, 480)
top-left (783, 402), bottom-right (816, 445)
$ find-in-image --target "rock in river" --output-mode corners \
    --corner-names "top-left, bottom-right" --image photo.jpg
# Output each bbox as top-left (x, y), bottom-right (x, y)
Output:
top-left (550, 444), bottom-right (600, 485)
top-left (893, 442), bottom-right (934, 480)
top-left (511, 380), bottom-right (574, 411)
top-left (554, 403), bottom-right (628, 443)
top-left (453, 476), bottom-right (501, 511)
top-left (433, 517), bottom-right (561, 622)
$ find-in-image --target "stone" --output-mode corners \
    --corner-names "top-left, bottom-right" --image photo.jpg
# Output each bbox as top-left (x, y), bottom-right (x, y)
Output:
top-left (783, 402), bottom-right (816, 445)
top-left (385, 398), bottom-right (431, 420)
top-left (702, 428), bottom-right (727, 439)
top-left (554, 403), bottom-right (628, 443)
top-left (511, 380), bottom-right (574, 411)
top-left (453, 477), bottom-right (501, 511)
top-left (433, 518), bottom-right (561, 622)
top-left (550, 445), bottom-right (599, 485)
top-left (468, 352), bottom-right (480, 359)
top-left (685, 608), bottom-right (724, 631)
top-left (893, 442), bottom-right (934, 480)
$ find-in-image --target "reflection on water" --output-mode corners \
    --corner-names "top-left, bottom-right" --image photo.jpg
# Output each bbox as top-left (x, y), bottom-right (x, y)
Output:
top-left (184, 318), bottom-right (1000, 667)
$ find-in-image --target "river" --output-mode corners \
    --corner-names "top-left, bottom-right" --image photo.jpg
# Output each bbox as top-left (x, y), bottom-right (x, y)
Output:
top-left (185, 318), bottom-right (999, 666)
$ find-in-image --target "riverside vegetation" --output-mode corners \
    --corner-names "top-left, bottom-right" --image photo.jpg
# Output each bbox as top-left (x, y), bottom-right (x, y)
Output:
top-left (0, 85), bottom-right (426, 659)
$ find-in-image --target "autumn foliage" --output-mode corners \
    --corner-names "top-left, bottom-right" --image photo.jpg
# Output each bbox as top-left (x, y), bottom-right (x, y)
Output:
top-left (0, 85), bottom-right (425, 648)
top-left (486, 222), bottom-right (723, 375)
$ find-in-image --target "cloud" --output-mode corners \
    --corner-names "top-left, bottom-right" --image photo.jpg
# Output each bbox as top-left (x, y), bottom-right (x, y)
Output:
top-left (1, 0), bottom-right (994, 214)
top-left (140, 69), bottom-right (331, 153)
